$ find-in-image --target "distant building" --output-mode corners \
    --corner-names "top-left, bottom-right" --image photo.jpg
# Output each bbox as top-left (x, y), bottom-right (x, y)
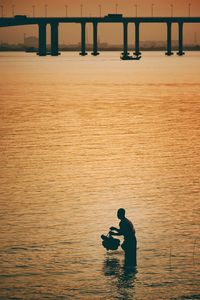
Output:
top-left (172, 40), bottom-right (178, 47)
top-left (24, 36), bottom-right (38, 48)
top-left (99, 42), bottom-right (109, 48)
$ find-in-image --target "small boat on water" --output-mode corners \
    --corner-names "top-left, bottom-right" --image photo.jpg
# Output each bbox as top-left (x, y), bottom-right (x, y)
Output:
top-left (120, 54), bottom-right (141, 61)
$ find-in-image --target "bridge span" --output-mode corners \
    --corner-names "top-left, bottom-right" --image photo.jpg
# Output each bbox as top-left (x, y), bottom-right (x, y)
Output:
top-left (0, 15), bottom-right (200, 59)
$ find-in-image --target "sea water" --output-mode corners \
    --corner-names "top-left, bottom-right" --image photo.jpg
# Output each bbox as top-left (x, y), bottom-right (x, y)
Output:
top-left (0, 52), bottom-right (199, 299)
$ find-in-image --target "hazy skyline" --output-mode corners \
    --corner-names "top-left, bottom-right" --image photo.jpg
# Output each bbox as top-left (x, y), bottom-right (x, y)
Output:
top-left (0, 0), bottom-right (200, 44)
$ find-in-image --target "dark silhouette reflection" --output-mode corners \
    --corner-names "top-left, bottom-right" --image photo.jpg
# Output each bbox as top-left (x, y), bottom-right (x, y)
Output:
top-left (103, 256), bottom-right (137, 300)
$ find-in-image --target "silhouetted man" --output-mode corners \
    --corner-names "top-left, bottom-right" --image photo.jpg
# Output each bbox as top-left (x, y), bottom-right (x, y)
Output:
top-left (109, 208), bottom-right (137, 267)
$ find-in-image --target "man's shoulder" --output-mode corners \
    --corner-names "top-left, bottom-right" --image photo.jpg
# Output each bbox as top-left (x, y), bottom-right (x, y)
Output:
top-left (123, 218), bottom-right (134, 229)
top-left (120, 218), bottom-right (130, 227)
top-left (125, 217), bottom-right (131, 224)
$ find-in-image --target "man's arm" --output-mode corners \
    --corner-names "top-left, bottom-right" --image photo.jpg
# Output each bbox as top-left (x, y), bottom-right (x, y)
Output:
top-left (110, 226), bottom-right (120, 232)
top-left (109, 230), bottom-right (122, 236)
top-left (109, 227), bottom-right (122, 236)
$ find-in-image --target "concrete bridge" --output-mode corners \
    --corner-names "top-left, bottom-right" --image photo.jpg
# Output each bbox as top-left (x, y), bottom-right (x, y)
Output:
top-left (0, 15), bottom-right (200, 59)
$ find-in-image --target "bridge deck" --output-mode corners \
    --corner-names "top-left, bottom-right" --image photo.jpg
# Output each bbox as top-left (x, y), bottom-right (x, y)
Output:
top-left (0, 16), bottom-right (200, 27)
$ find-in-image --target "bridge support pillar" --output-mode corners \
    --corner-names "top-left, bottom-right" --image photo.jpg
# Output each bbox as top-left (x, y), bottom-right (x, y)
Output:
top-left (165, 22), bottom-right (173, 56)
top-left (51, 22), bottom-right (60, 56)
top-left (134, 22), bottom-right (141, 57)
top-left (79, 22), bottom-right (88, 56)
top-left (177, 22), bottom-right (185, 56)
top-left (91, 22), bottom-right (99, 56)
top-left (37, 23), bottom-right (47, 56)
top-left (121, 22), bottom-right (129, 58)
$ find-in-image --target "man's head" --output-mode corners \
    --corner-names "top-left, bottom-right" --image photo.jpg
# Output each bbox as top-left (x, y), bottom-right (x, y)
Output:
top-left (117, 208), bottom-right (126, 220)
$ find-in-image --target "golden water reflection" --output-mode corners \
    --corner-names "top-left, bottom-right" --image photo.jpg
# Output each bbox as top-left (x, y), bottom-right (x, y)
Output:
top-left (0, 52), bottom-right (199, 299)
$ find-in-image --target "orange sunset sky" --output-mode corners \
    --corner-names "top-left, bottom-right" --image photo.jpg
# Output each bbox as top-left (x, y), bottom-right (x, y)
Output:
top-left (0, 0), bottom-right (200, 44)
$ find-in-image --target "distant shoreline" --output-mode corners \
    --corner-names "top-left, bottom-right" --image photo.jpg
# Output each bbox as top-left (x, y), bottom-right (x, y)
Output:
top-left (0, 47), bottom-right (200, 52)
